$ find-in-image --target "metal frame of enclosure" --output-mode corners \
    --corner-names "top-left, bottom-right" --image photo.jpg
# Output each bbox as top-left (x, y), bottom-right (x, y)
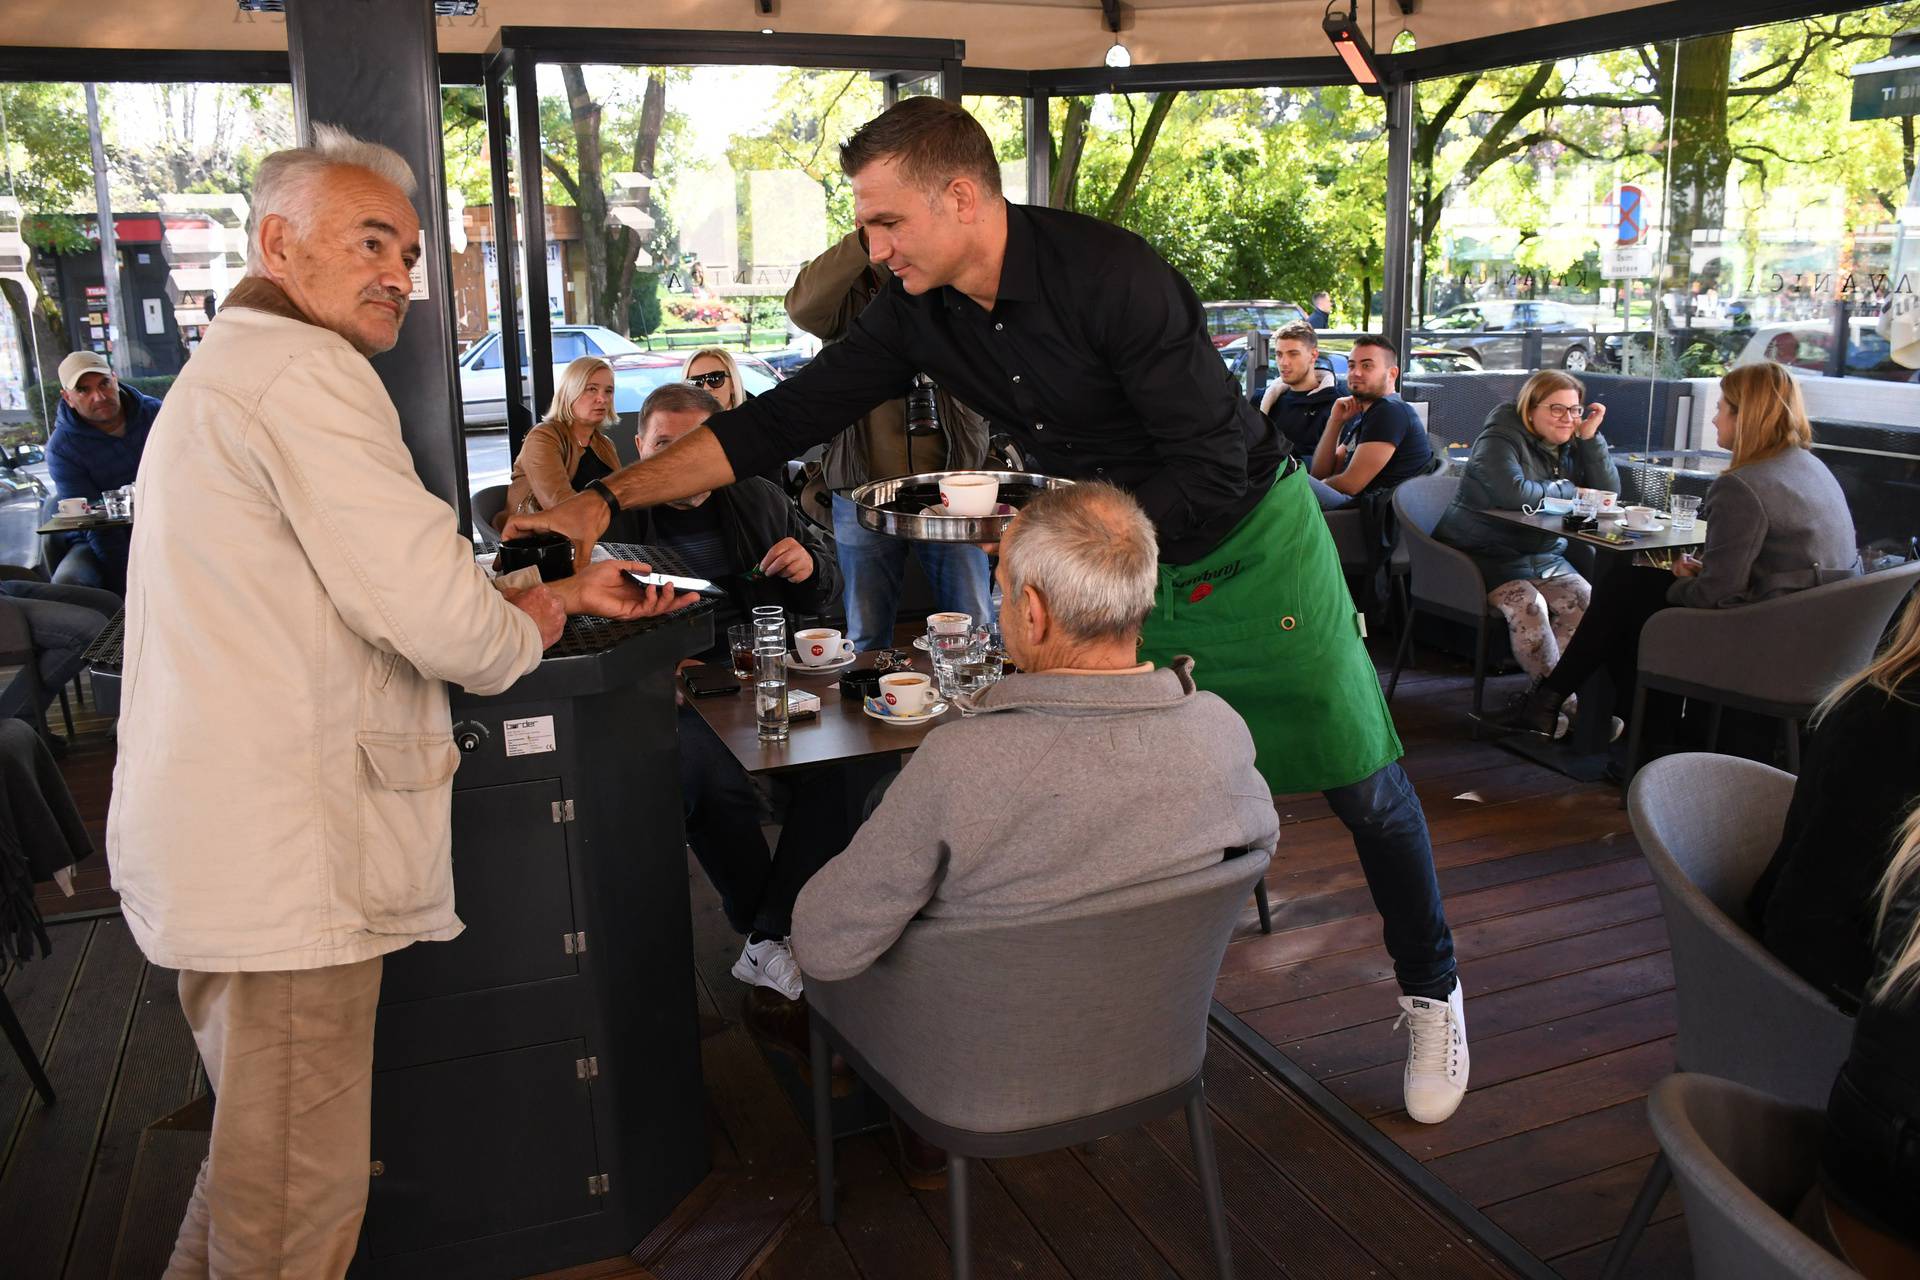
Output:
top-left (0, 0), bottom-right (1892, 438)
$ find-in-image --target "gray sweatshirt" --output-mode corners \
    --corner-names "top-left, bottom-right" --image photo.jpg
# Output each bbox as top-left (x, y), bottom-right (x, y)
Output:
top-left (791, 658), bottom-right (1280, 981)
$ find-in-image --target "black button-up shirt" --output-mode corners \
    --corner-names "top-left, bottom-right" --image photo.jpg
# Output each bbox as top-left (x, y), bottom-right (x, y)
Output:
top-left (705, 204), bottom-right (1281, 564)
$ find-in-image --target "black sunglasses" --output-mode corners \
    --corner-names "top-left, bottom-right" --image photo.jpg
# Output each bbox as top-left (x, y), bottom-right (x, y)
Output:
top-left (688, 370), bottom-right (731, 390)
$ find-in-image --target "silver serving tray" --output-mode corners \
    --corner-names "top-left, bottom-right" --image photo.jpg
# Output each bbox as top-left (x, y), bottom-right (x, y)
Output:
top-left (848, 470), bottom-right (1074, 542)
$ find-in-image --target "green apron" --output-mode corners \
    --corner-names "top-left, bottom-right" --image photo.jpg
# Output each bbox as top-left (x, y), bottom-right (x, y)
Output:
top-left (1137, 466), bottom-right (1402, 795)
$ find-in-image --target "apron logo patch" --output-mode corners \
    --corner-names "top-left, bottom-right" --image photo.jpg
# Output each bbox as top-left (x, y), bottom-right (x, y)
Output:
top-left (1172, 559), bottom-right (1244, 604)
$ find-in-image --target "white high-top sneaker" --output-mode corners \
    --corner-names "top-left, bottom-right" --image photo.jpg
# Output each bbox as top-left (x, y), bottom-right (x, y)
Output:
top-left (731, 937), bottom-right (804, 1000)
top-left (1396, 983), bottom-right (1469, 1124)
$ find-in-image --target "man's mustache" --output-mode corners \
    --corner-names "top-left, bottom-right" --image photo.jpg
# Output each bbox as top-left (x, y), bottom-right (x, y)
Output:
top-left (362, 287), bottom-right (409, 318)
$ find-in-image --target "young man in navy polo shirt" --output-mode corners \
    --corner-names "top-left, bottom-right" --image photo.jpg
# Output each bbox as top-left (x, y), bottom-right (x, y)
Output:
top-left (1308, 336), bottom-right (1432, 510)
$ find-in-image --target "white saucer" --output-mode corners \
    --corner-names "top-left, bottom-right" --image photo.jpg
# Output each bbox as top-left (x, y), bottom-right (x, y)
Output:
top-left (862, 699), bottom-right (948, 726)
top-left (785, 652), bottom-right (856, 673)
top-left (912, 635), bottom-right (931, 651)
top-left (922, 502), bottom-right (1015, 518)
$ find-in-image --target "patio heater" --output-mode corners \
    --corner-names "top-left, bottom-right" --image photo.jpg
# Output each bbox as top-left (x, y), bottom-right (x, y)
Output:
top-left (1322, 1), bottom-right (1389, 95)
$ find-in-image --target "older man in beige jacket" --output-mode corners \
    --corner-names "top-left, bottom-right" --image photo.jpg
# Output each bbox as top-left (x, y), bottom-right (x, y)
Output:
top-left (107, 126), bottom-right (688, 1279)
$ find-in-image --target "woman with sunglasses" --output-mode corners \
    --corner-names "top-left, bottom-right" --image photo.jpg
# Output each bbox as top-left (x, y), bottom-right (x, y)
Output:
top-left (1435, 371), bottom-right (1618, 733)
top-left (500, 355), bottom-right (621, 530)
top-left (1483, 360), bottom-right (1860, 753)
top-left (682, 347), bottom-right (782, 485)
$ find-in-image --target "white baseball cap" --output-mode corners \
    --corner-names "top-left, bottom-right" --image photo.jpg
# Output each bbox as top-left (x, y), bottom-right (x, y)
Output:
top-left (58, 350), bottom-right (113, 393)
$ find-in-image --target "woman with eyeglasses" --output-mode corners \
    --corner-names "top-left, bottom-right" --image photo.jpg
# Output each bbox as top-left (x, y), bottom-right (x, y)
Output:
top-left (1434, 371), bottom-right (1619, 733)
top-left (1483, 360), bottom-right (1860, 749)
top-left (500, 355), bottom-right (621, 530)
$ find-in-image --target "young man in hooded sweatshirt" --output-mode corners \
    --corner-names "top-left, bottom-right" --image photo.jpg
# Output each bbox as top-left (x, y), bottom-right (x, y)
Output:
top-left (1259, 321), bottom-right (1346, 458)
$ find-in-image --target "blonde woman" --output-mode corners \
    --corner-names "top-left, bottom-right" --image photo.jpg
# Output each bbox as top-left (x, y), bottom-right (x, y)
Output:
top-left (1803, 799), bottom-right (1920, 1277)
top-left (500, 356), bottom-right (621, 529)
top-left (1485, 360), bottom-right (1859, 741)
top-left (682, 346), bottom-right (746, 409)
top-left (1435, 371), bottom-right (1618, 723)
top-left (1749, 585), bottom-right (1920, 1010)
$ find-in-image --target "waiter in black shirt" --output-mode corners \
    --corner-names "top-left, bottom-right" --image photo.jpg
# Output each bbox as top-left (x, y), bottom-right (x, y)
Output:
top-left (507, 98), bottom-right (1470, 1124)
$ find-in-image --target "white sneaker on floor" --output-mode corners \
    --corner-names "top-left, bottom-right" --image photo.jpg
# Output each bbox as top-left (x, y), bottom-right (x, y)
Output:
top-left (732, 937), bottom-right (804, 1000)
top-left (1396, 984), bottom-right (1469, 1124)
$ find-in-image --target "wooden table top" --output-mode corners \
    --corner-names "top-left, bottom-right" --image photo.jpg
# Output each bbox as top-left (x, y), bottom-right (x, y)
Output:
top-left (687, 652), bottom-right (954, 776)
top-left (1480, 507), bottom-right (1708, 554)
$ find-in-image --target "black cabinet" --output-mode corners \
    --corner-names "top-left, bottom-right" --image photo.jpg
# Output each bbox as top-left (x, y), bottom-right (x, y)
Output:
top-left (354, 608), bottom-right (712, 1279)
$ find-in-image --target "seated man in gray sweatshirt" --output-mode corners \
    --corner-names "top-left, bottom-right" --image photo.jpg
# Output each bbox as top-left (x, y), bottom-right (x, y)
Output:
top-left (792, 482), bottom-right (1280, 984)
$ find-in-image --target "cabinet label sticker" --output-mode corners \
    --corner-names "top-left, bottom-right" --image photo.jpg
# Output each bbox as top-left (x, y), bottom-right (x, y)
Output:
top-left (503, 715), bottom-right (557, 756)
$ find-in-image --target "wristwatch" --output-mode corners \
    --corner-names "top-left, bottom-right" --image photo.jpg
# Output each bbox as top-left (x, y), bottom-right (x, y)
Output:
top-left (584, 478), bottom-right (621, 516)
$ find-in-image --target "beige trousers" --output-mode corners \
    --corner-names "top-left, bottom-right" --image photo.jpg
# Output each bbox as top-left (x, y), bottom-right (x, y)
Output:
top-left (164, 956), bottom-right (384, 1280)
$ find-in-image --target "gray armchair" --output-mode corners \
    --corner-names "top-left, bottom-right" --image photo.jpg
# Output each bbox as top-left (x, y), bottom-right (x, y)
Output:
top-left (469, 484), bottom-right (508, 548)
top-left (1603, 753), bottom-right (1856, 1278)
top-left (1628, 560), bottom-right (1920, 775)
top-left (1387, 473), bottom-right (1506, 717)
top-left (1647, 1074), bottom-right (1856, 1280)
top-left (805, 849), bottom-right (1271, 1280)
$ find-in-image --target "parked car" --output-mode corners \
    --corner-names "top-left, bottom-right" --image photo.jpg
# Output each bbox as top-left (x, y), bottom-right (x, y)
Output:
top-left (604, 349), bottom-right (784, 415)
top-left (1734, 319), bottom-right (1919, 383)
top-left (1203, 300), bottom-right (1309, 347)
top-left (760, 348), bottom-right (814, 378)
top-left (1425, 300), bottom-right (1593, 371)
top-left (0, 466), bottom-right (49, 571)
top-left (458, 325), bottom-right (648, 428)
top-left (457, 327), bottom-right (789, 426)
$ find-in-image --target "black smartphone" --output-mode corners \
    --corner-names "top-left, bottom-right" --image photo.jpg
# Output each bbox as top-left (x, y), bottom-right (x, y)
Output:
top-left (682, 666), bottom-right (741, 698)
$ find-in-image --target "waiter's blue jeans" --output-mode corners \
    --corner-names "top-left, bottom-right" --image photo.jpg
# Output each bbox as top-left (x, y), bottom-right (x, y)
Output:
top-left (831, 494), bottom-right (993, 652)
top-left (677, 703), bottom-right (896, 939)
top-left (1323, 760), bottom-right (1457, 999)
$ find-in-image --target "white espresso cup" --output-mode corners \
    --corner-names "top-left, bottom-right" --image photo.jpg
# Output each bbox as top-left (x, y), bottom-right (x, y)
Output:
top-left (1576, 487), bottom-right (1619, 512)
top-left (878, 671), bottom-right (935, 716)
top-left (57, 497), bottom-right (88, 516)
top-left (926, 611), bottom-right (973, 636)
top-left (794, 628), bottom-right (854, 667)
top-left (1623, 505), bottom-right (1663, 531)
top-left (940, 472), bottom-right (1000, 517)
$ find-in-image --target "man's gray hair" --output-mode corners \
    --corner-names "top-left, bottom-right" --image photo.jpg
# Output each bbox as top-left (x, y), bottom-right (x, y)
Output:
top-left (246, 124), bottom-right (418, 273)
top-left (1001, 482), bottom-right (1159, 643)
top-left (640, 381), bottom-right (724, 433)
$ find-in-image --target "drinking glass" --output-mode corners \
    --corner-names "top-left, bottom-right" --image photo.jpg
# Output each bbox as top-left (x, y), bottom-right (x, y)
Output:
top-left (952, 651), bottom-right (1005, 715)
top-left (751, 605), bottom-right (785, 652)
top-left (1669, 493), bottom-right (1701, 532)
top-left (754, 645), bottom-right (789, 743)
top-left (105, 487), bottom-right (131, 519)
top-left (928, 630), bottom-right (979, 698)
top-left (727, 624), bottom-right (758, 679)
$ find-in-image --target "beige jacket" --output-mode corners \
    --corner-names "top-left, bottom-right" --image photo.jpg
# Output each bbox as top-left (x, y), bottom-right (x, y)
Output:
top-left (106, 281), bottom-right (546, 973)
top-left (502, 419), bottom-right (622, 528)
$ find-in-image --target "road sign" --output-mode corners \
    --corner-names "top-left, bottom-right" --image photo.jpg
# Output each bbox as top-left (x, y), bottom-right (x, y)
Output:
top-left (1603, 245), bottom-right (1655, 278)
top-left (1616, 184), bottom-right (1646, 246)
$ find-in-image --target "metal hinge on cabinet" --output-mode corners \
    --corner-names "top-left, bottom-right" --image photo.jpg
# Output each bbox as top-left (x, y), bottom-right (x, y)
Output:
top-left (561, 930), bottom-right (588, 955)
top-left (551, 798), bottom-right (575, 823)
top-left (586, 1172), bottom-right (610, 1196)
top-left (575, 1055), bottom-right (600, 1080)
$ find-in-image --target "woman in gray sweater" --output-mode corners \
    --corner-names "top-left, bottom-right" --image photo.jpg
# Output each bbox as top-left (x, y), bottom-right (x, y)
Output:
top-left (1485, 360), bottom-right (1860, 741)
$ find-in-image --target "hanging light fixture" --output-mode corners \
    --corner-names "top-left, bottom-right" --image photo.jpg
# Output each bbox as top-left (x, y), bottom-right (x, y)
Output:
top-left (1101, 0), bottom-right (1131, 70)
top-left (1323, 0), bottom-right (1388, 95)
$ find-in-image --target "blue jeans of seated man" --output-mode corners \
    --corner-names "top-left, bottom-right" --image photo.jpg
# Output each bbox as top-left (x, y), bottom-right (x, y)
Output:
top-left (1323, 760), bottom-right (1456, 999)
top-left (1309, 474), bottom-right (1358, 510)
top-left (831, 494), bottom-right (993, 653)
top-left (0, 580), bottom-right (121, 720)
top-left (677, 703), bottom-right (896, 939)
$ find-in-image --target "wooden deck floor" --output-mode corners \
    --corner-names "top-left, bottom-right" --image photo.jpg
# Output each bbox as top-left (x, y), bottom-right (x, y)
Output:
top-left (1216, 652), bottom-right (1688, 1279)
top-left (4, 672), bottom-right (1523, 1280)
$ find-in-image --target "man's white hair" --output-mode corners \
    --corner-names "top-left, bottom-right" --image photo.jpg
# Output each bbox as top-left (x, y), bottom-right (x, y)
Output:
top-left (1000, 482), bottom-right (1159, 644)
top-left (246, 123), bottom-right (417, 274)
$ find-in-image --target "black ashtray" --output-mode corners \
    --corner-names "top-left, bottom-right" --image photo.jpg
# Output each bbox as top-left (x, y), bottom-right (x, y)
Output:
top-left (839, 668), bottom-right (885, 700)
top-left (1560, 513), bottom-right (1599, 532)
top-left (497, 531), bottom-right (574, 581)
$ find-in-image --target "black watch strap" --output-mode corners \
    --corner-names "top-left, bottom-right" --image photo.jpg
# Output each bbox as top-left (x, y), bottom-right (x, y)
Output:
top-left (585, 478), bottom-right (621, 516)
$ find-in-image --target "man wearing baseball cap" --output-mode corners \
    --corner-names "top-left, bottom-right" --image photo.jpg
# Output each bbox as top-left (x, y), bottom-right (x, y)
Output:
top-left (48, 350), bottom-right (162, 594)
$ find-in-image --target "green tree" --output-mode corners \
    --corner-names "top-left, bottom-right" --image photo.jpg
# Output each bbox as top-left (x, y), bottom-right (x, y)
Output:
top-left (0, 82), bottom-right (91, 380)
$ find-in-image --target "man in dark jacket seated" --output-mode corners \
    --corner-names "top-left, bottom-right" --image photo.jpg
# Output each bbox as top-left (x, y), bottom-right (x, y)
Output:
top-left (612, 382), bottom-right (885, 1002)
top-left (47, 351), bottom-right (161, 595)
top-left (1258, 320), bottom-right (1345, 458)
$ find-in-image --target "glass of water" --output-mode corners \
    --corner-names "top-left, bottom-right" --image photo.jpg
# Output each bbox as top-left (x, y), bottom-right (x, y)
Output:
top-left (105, 487), bottom-right (132, 519)
top-left (928, 629), bottom-right (980, 699)
top-left (753, 645), bottom-right (789, 743)
top-left (1669, 493), bottom-right (1701, 532)
top-left (952, 650), bottom-right (1005, 715)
